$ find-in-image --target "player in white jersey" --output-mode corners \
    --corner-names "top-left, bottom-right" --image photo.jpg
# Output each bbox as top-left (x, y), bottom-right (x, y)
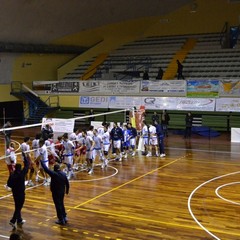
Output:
top-left (62, 133), bottom-right (75, 179)
top-left (87, 125), bottom-right (94, 138)
top-left (32, 133), bottom-right (41, 182)
top-left (89, 129), bottom-right (103, 174)
top-left (97, 122), bottom-right (106, 137)
top-left (45, 133), bottom-right (59, 167)
top-left (82, 130), bottom-right (93, 174)
top-left (101, 126), bottom-right (110, 167)
top-left (141, 120), bottom-right (149, 156)
top-left (21, 137), bottom-right (35, 186)
top-left (5, 142), bottom-right (17, 175)
top-left (147, 124), bottom-right (159, 157)
top-left (37, 138), bottom-right (49, 185)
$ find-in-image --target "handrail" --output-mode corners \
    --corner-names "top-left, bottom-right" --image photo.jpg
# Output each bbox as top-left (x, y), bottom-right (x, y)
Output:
top-left (22, 84), bottom-right (39, 97)
top-left (115, 56), bottom-right (152, 80)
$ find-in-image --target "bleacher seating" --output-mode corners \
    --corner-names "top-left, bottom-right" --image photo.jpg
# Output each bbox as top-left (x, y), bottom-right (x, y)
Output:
top-left (62, 32), bottom-right (240, 80)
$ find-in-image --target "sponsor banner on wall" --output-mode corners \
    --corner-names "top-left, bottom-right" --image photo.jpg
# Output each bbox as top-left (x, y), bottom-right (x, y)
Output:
top-left (176, 98), bottom-right (215, 111)
top-left (219, 80), bottom-right (240, 96)
top-left (79, 96), bottom-right (109, 108)
top-left (143, 97), bottom-right (215, 111)
top-left (143, 97), bottom-right (178, 110)
top-left (108, 96), bottom-right (143, 109)
top-left (216, 98), bottom-right (240, 112)
top-left (140, 80), bottom-right (186, 94)
top-left (33, 80), bottom-right (140, 94)
top-left (187, 80), bottom-right (219, 97)
top-left (98, 80), bottom-right (140, 94)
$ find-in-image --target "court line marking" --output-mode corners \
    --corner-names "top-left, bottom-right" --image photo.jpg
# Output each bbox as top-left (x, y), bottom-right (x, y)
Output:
top-left (188, 170), bottom-right (240, 240)
top-left (216, 181), bottom-right (240, 205)
top-left (74, 157), bottom-right (185, 208)
top-left (167, 146), bottom-right (240, 155)
top-left (69, 166), bottom-right (118, 183)
top-left (0, 234), bottom-right (8, 239)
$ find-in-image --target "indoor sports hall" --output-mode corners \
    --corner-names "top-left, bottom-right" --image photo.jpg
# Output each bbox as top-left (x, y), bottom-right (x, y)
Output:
top-left (1, 1), bottom-right (240, 239)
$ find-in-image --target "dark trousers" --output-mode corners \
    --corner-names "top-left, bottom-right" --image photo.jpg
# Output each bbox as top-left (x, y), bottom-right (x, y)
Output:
top-left (185, 127), bottom-right (192, 138)
top-left (11, 194), bottom-right (25, 223)
top-left (52, 192), bottom-right (66, 222)
top-left (158, 136), bottom-right (165, 154)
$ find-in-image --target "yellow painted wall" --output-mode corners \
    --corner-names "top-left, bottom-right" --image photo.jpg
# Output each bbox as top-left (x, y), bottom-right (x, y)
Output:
top-left (12, 54), bottom-right (74, 87)
top-left (40, 95), bottom-right (80, 108)
top-left (0, 85), bottom-right (18, 102)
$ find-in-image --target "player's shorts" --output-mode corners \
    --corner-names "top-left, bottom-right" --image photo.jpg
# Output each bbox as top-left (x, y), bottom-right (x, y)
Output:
top-left (113, 140), bottom-right (121, 149)
top-left (103, 143), bottom-right (110, 152)
top-left (130, 138), bottom-right (136, 146)
top-left (150, 136), bottom-right (158, 146)
top-left (39, 160), bottom-right (49, 169)
top-left (92, 148), bottom-right (102, 160)
top-left (143, 137), bottom-right (149, 145)
top-left (86, 149), bottom-right (93, 160)
top-left (63, 155), bottom-right (73, 165)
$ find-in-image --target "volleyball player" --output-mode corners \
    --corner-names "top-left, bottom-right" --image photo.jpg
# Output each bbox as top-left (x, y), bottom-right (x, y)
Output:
top-left (101, 125), bottom-right (110, 168)
top-left (37, 138), bottom-right (49, 186)
top-left (148, 123), bottom-right (159, 157)
top-left (32, 133), bottom-right (41, 182)
top-left (20, 137), bottom-right (35, 186)
top-left (82, 130), bottom-right (93, 174)
top-left (110, 122), bottom-right (123, 161)
top-left (122, 124), bottom-right (131, 159)
top-left (141, 120), bottom-right (149, 156)
top-left (62, 133), bottom-right (75, 179)
top-left (127, 122), bottom-right (137, 156)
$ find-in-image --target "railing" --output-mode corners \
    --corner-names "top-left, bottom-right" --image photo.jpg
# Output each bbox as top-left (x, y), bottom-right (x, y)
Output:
top-left (115, 56), bottom-right (152, 80)
top-left (45, 95), bottom-right (59, 108)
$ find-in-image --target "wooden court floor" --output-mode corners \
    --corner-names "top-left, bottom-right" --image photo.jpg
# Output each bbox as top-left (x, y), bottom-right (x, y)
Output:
top-left (0, 130), bottom-right (240, 240)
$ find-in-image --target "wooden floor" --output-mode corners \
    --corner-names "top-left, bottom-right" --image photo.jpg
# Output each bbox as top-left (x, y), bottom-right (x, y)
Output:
top-left (0, 130), bottom-right (240, 240)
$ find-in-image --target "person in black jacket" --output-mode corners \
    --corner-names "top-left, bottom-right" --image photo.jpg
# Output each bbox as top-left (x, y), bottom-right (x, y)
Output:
top-left (184, 112), bottom-right (193, 138)
top-left (177, 60), bottom-right (184, 80)
top-left (7, 152), bottom-right (29, 229)
top-left (40, 160), bottom-right (70, 225)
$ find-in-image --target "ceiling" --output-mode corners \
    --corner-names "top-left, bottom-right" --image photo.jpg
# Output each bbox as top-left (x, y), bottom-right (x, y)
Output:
top-left (0, 0), bottom-right (193, 45)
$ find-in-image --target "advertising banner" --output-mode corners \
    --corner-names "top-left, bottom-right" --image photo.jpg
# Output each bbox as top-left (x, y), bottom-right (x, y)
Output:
top-left (219, 80), bottom-right (240, 96)
top-left (33, 80), bottom-right (140, 95)
top-left (216, 98), bottom-right (240, 112)
top-left (140, 80), bottom-right (186, 94)
top-left (108, 96), bottom-right (143, 109)
top-left (187, 80), bottom-right (219, 97)
top-left (79, 96), bottom-right (109, 108)
top-left (143, 97), bottom-right (215, 111)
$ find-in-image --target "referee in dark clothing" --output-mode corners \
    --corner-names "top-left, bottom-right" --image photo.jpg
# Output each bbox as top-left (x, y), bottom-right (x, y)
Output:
top-left (7, 152), bottom-right (29, 229)
top-left (41, 160), bottom-right (70, 225)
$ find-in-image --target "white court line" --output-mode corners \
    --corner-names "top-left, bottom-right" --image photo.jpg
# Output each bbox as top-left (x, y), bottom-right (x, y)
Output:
top-left (188, 171), bottom-right (240, 240)
top-left (70, 166), bottom-right (118, 183)
top-left (167, 147), bottom-right (240, 155)
top-left (0, 234), bottom-right (8, 239)
top-left (215, 181), bottom-right (240, 206)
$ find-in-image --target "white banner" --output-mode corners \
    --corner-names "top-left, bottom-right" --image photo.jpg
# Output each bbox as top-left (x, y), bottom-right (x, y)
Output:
top-left (79, 96), bottom-right (109, 108)
top-left (108, 96), bottom-right (142, 109)
top-left (176, 98), bottom-right (215, 111)
top-left (99, 80), bottom-right (140, 94)
top-left (42, 118), bottom-right (75, 133)
top-left (143, 97), bottom-right (215, 111)
top-left (216, 98), bottom-right (240, 112)
top-left (140, 80), bottom-right (186, 94)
